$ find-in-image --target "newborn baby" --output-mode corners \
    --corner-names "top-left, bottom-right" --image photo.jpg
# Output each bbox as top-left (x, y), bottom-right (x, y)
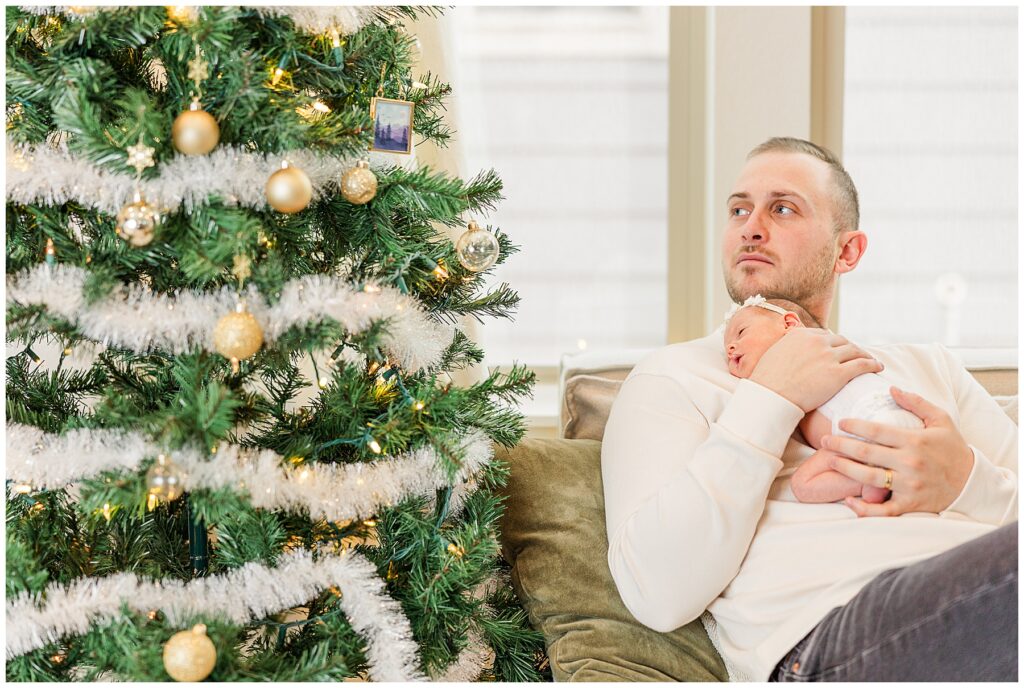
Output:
top-left (723, 295), bottom-right (924, 504)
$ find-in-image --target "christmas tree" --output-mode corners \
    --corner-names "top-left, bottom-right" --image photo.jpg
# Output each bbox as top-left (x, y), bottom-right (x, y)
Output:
top-left (6, 5), bottom-right (547, 681)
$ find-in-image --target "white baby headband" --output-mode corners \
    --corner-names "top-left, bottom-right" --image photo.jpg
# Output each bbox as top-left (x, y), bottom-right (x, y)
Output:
top-left (723, 294), bottom-right (789, 324)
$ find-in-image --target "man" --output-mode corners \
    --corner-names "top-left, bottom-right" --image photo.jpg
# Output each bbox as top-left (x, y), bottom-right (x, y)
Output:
top-left (601, 137), bottom-right (1018, 681)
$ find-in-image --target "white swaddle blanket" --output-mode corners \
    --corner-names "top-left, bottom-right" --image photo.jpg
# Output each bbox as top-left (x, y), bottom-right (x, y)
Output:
top-left (817, 373), bottom-right (924, 437)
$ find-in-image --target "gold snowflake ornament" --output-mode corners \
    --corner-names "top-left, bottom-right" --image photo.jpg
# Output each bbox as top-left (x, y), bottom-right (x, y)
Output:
top-left (188, 48), bottom-right (209, 87)
top-left (126, 140), bottom-right (156, 174)
top-left (232, 254), bottom-right (252, 284)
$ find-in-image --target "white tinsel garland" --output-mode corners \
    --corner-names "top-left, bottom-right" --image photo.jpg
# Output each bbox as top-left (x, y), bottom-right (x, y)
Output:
top-left (7, 423), bottom-right (492, 523)
top-left (7, 139), bottom-right (416, 216)
top-left (18, 6), bottom-right (380, 36)
top-left (7, 264), bottom-right (452, 373)
top-left (6, 549), bottom-right (425, 681)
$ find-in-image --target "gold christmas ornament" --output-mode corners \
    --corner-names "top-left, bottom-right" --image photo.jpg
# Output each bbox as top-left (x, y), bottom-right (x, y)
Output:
top-left (265, 162), bottom-right (312, 213)
top-left (213, 302), bottom-right (264, 372)
top-left (172, 97), bottom-right (219, 155)
top-left (146, 453), bottom-right (185, 503)
top-left (340, 160), bottom-right (378, 205)
top-left (163, 624), bottom-right (217, 682)
top-left (116, 191), bottom-right (160, 247)
top-left (455, 221), bottom-right (500, 272)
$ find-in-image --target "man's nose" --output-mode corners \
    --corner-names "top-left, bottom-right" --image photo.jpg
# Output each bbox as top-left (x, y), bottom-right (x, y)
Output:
top-left (741, 209), bottom-right (769, 243)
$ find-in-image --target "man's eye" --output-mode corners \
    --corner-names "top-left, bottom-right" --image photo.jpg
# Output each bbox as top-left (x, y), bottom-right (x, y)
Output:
top-left (775, 204), bottom-right (794, 215)
top-left (731, 207), bottom-right (750, 217)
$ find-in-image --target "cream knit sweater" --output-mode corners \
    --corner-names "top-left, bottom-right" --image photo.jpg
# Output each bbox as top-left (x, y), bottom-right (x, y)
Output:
top-left (601, 329), bottom-right (1018, 681)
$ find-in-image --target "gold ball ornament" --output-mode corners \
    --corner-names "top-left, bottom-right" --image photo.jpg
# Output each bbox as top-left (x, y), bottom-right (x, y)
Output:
top-left (163, 624), bottom-right (217, 682)
top-left (340, 160), bottom-right (378, 205)
top-left (146, 453), bottom-right (185, 502)
top-left (455, 221), bottom-right (500, 272)
top-left (213, 303), bottom-right (264, 372)
top-left (265, 163), bottom-right (312, 214)
top-left (172, 98), bottom-right (220, 156)
top-left (116, 192), bottom-right (160, 247)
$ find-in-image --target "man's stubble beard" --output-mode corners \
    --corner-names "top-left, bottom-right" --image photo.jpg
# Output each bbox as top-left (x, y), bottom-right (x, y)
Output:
top-left (724, 240), bottom-right (838, 309)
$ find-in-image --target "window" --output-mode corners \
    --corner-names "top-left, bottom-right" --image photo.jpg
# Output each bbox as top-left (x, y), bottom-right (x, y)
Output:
top-left (840, 7), bottom-right (1017, 348)
top-left (451, 7), bottom-right (670, 368)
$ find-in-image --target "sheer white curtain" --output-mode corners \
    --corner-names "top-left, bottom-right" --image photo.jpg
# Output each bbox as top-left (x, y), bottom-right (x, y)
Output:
top-left (840, 7), bottom-right (1017, 349)
top-left (449, 6), bottom-right (670, 370)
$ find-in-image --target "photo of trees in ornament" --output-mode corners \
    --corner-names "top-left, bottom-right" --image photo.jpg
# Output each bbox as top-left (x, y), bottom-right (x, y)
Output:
top-left (371, 97), bottom-right (414, 154)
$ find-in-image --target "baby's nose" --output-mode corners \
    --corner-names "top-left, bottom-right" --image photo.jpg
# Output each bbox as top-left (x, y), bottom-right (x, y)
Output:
top-left (727, 342), bottom-right (736, 353)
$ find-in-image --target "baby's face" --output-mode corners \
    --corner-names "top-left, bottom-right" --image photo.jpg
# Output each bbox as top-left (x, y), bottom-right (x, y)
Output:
top-left (724, 308), bottom-right (790, 378)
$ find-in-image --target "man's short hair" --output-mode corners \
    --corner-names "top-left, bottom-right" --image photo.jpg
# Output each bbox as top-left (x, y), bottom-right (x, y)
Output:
top-left (747, 137), bottom-right (860, 236)
top-left (764, 297), bottom-right (823, 329)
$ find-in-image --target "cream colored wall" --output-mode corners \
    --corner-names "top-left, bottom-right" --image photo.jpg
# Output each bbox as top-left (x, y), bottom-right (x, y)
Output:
top-left (706, 7), bottom-right (813, 334)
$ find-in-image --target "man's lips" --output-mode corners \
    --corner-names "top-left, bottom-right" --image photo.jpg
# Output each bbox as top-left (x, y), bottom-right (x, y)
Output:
top-left (736, 254), bottom-right (773, 265)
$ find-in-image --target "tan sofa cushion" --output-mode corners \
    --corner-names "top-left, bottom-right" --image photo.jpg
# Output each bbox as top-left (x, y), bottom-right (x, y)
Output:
top-left (562, 365), bottom-right (1018, 440)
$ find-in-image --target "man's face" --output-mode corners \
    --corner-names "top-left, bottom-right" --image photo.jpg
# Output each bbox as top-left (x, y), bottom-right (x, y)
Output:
top-left (721, 152), bottom-right (840, 306)
top-left (723, 307), bottom-right (788, 378)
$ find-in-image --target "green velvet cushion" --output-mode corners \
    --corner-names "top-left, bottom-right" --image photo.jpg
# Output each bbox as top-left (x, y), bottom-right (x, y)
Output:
top-left (496, 438), bottom-right (728, 682)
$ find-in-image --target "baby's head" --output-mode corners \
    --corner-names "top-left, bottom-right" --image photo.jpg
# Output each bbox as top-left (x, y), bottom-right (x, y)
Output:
top-left (723, 296), bottom-right (820, 378)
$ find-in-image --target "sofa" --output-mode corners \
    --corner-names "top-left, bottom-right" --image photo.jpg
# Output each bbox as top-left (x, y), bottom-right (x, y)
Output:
top-left (495, 347), bottom-right (1018, 681)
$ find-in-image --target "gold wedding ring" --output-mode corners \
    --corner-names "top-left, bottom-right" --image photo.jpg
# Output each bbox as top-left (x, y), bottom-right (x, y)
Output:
top-left (883, 468), bottom-right (894, 490)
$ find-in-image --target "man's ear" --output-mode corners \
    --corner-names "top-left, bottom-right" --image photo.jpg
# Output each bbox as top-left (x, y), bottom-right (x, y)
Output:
top-left (835, 230), bottom-right (867, 274)
top-left (783, 312), bottom-right (802, 329)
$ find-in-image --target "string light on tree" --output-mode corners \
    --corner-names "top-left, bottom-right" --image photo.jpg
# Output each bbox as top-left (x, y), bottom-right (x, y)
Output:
top-left (265, 161), bottom-right (313, 213)
top-left (340, 160), bottom-right (378, 205)
top-left (163, 624), bottom-right (217, 682)
top-left (455, 221), bottom-right (500, 272)
top-left (146, 453), bottom-right (185, 503)
top-left (166, 5), bottom-right (198, 23)
top-left (44, 238), bottom-right (56, 265)
top-left (213, 301), bottom-right (264, 373)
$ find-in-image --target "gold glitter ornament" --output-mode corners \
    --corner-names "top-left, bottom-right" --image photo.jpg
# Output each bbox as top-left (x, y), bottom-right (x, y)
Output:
top-left (340, 160), bottom-right (378, 205)
top-left (213, 302), bottom-right (264, 372)
top-left (146, 453), bottom-right (185, 502)
top-left (455, 221), bottom-right (500, 272)
top-left (265, 162), bottom-right (313, 214)
top-left (172, 97), bottom-right (219, 155)
top-left (163, 624), bottom-right (217, 682)
top-left (116, 191), bottom-right (160, 247)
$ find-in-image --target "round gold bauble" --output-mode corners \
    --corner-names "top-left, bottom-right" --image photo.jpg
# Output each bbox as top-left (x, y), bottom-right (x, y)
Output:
top-left (213, 309), bottom-right (264, 362)
top-left (163, 624), bottom-right (217, 682)
top-left (455, 221), bottom-right (500, 272)
top-left (146, 454), bottom-right (185, 502)
top-left (172, 104), bottom-right (220, 156)
top-left (340, 160), bottom-right (378, 205)
top-left (265, 165), bottom-right (313, 214)
top-left (116, 196), bottom-right (159, 247)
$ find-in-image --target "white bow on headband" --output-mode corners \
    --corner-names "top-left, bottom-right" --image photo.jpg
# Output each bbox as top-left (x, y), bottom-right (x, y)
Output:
top-left (723, 294), bottom-right (789, 324)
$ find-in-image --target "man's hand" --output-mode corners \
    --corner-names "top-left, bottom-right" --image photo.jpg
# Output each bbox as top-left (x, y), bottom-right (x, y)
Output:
top-left (821, 386), bottom-right (975, 517)
top-left (748, 328), bottom-right (884, 412)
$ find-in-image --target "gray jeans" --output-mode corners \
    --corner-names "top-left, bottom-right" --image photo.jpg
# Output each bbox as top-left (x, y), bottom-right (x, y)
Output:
top-left (770, 521), bottom-right (1018, 681)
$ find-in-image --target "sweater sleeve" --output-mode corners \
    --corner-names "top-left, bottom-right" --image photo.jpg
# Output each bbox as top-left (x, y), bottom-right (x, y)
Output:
top-left (601, 373), bottom-right (803, 633)
top-left (937, 346), bottom-right (1018, 525)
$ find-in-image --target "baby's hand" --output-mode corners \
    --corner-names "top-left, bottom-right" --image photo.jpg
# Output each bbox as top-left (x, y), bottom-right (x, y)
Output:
top-left (861, 484), bottom-right (891, 504)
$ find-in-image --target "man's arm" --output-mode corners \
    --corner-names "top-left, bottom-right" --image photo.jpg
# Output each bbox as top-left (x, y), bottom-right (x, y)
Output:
top-left (602, 372), bottom-right (802, 632)
top-left (937, 345), bottom-right (1017, 524)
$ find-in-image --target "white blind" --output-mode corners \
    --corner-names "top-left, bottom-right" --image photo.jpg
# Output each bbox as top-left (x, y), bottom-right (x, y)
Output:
top-left (840, 7), bottom-right (1017, 348)
top-left (451, 7), bottom-right (669, 367)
